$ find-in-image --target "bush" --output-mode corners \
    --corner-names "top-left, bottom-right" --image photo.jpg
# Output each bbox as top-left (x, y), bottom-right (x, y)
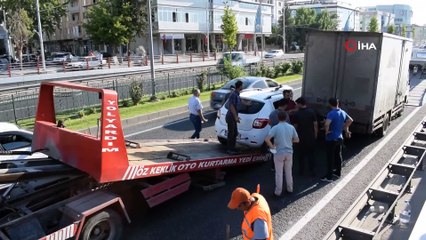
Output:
top-left (129, 81), bottom-right (143, 105)
top-left (197, 70), bottom-right (208, 91)
top-left (222, 57), bottom-right (246, 79)
top-left (278, 62), bottom-right (291, 76)
top-left (77, 109), bottom-right (85, 118)
top-left (122, 99), bottom-right (131, 107)
top-left (265, 67), bottom-right (275, 78)
top-left (291, 60), bottom-right (304, 74)
top-left (87, 107), bottom-right (97, 115)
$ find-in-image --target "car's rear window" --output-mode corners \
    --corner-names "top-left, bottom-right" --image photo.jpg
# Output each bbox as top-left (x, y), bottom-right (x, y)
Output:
top-left (222, 79), bottom-right (253, 89)
top-left (224, 98), bottom-right (265, 114)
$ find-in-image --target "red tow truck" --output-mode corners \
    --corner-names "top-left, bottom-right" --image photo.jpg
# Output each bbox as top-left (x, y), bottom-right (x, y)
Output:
top-left (0, 82), bottom-right (271, 239)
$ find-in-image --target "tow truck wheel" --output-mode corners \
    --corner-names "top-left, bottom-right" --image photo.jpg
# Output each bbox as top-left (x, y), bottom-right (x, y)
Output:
top-left (218, 137), bottom-right (227, 145)
top-left (81, 209), bottom-right (123, 240)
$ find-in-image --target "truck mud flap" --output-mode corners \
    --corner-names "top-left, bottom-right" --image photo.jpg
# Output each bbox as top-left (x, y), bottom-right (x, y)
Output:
top-left (324, 119), bottom-right (426, 240)
top-left (140, 173), bottom-right (191, 208)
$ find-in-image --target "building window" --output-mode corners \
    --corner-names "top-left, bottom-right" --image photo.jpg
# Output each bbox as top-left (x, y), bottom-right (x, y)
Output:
top-left (278, 2), bottom-right (282, 7)
top-left (185, 13), bottom-right (189, 23)
top-left (172, 12), bottom-right (177, 22)
top-left (72, 13), bottom-right (79, 21)
top-left (245, 17), bottom-right (248, 25)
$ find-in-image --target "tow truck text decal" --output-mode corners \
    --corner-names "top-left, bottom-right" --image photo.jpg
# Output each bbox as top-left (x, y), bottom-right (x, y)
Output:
top-left (102, 100), bottom-right (120, 153)
top-left (122, 154), bottom-right (270, 180)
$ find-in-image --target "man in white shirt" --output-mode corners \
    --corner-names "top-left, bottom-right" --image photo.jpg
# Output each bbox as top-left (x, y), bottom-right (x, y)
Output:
top-left (188, 89), bottom-right (208, 139)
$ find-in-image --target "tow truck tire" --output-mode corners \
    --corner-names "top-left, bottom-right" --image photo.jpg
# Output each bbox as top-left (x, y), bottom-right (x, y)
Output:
top-left (218, 137), bottom-right (227, 145)
top-left (81, 209), bottom-right (123, 240)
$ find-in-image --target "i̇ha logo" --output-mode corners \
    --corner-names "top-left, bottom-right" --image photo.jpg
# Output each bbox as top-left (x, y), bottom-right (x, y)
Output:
top-left (344, 39), bottom-right (377, 52)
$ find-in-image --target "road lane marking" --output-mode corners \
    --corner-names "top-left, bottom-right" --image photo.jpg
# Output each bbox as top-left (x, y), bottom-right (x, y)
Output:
top-left (125, 87), bottom-right (302, 138)
top-left (279, 106), bottom-right (421, 240)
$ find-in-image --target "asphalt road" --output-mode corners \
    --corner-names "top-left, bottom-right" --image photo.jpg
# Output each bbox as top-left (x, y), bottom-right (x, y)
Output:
top-left (120, 76), bottom-right (425, 240)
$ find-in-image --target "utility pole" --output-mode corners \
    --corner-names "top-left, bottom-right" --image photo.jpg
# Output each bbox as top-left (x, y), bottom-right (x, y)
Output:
top-left (282, 1), bottom-right (286, 53)
top-left (260, 0), bottom-right (264, 60)
top-left (36, 0), bottom-right (46, 72)
top-left (148, 0), bottom-right (156, 99)
top-left (206, 0), bottom-right (210, 58)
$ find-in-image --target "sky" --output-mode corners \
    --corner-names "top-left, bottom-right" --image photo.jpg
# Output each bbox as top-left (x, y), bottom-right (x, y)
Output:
top-left (347, 0), bottom-right (426, 25)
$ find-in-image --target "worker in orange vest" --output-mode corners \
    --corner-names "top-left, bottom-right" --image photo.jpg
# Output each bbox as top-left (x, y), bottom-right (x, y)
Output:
top-left (228, 186), bottom-right (273, 240)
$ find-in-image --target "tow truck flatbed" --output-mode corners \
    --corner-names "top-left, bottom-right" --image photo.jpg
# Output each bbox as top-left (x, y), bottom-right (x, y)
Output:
top-left (123, 139), bottom-right (269, 179)
top-left (0, 81), bottom-right (272, 240)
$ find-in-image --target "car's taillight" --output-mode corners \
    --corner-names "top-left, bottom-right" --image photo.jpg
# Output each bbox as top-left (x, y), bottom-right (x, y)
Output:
top-left (217, 110), bottom-right (221, 119)
top-left (211, 92), bottom-right (216, 98)
top-left (252, 118), bottom-right (269, 129)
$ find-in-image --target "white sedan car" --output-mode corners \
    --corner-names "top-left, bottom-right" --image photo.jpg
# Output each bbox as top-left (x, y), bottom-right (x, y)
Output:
top-left (215, 86), bottom-right (293, 148)
top-left (265, 50), bottom-right (284, 58)
top-left (67, 56), bottom-right (106, 70)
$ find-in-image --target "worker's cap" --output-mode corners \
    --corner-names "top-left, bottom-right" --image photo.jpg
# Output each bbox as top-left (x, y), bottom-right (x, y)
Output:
top-left (228, 187), bottom-right (251, 209)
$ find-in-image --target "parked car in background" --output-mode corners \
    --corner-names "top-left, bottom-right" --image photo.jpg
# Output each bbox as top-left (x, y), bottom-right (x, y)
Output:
top-left (217, 51), bottom-right (260, 68)
top-left (52, 52), bottom-right (73, 63)
top-left (265, 49), bottom-right (284, 58)
top-left (67, 56), bottom-right (106, 70)
top-left (214, 87), bottom-right (292, 147)
top-left (210, 76), bottom-right (287, 110)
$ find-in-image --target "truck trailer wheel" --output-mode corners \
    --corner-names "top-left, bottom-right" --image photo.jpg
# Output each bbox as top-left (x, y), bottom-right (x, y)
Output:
top-left (377, 114), bottom-right (390, 137)
top-left (81, 209), bottom-right (123, 240)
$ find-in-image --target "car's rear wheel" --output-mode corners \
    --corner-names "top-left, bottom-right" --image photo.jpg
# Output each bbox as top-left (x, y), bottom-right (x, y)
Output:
top-left (218, 137), bottom-right (227, 146)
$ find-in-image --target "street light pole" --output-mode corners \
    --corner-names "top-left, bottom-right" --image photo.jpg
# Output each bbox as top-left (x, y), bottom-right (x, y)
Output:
top-left (148, 0), bottom-right (156, 98)
top-left (206, 0), bottom-right (210, 58)
top-left (282, 1), bottom-right (286, 53)
top-left (260, 0), bottom-right (264, 60)
top-left (36, 0), bottom-right (46, 72)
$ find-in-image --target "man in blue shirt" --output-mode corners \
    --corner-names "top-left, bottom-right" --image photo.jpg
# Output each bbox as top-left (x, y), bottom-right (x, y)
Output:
top-left (226, 80), bottom-right (243, 154)
top-left (265, 111), bottom-right (299, 196)
top-left (321, 98), bottom-right (353, 182)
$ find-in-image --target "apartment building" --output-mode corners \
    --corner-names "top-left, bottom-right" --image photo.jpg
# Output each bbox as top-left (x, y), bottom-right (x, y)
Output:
top-left (364, 4), bottom-right (412, 37)
top-left (43, 0), bottom-right (273, 56)
top-left (44, 0), bottom-right (100, 56)
top-left (358, 10), bottom-right (395, 33)
top-left (132, 0), bottom-right (273, 55)
top-left (288, 0), bottom-right (360, 31)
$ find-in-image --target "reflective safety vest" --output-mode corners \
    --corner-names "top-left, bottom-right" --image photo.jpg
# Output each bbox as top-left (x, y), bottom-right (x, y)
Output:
top-left (241, 193), bottom-right (273, 240)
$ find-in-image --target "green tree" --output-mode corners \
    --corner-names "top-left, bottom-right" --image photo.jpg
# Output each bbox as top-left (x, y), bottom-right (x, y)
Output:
top-left (84, 0), bottom-right (147, 53)
top-left (293, 8), bottom-right (316, 50)
top-left (401, 25), bottom-right (407, 37)
top-left (0, 0), bottom-right (67, 36)
top-left (368, 16), bottom-right (379, 32)
top-left (387, 24), bottom-right (395, 34)
top-left (313, 10), bottom-right (339, 31)
top-left (221, 2), bottom-right (238, 52)
top-left (277, 6), bottom-right (296, 51)
top-left (8, 9), bottom-right (34, 69)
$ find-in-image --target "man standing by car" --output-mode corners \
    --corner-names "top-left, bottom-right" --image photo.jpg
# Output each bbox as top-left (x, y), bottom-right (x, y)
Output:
top-left (226, 80), bottom-right (243, 154)
top-left (293, 97), bottom-right (318, 177)
top-left (188, 89), bottom-right (208, 139)
top-left (268, 99), bottom-right (290, 127)
top-left (265, 111), bottom-right (299, 196)
top-left (321, 98), bottom-right (353, 182)
top-left (283, 90), bottom-right (297, 123)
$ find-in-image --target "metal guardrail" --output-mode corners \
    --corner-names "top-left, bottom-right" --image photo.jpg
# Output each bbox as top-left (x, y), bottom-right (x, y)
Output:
top-left (324, 119), bottom-right (426, 240)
